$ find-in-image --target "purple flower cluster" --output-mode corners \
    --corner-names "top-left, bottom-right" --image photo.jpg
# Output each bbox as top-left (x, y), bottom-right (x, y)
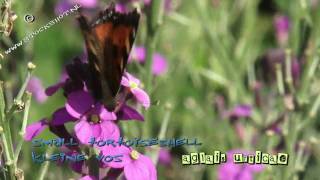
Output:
top-left (114, 0), bottom-right (173, 14)
top-left (24, 56), bottom-right (157, 180)
top-left (55, 0), bottom-right (97, 14)
top-left (218, 150), bottom-right (264, 180)
top-left (129, 46), bottom-right (168, 76)
top-left (274, 15), bottom-right (290, 46)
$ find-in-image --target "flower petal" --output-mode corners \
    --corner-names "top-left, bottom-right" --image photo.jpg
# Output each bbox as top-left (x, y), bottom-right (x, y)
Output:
top-left (230, 104), bottom-right (252, 118)
top-left (27, 76), bottom-right (48, 103)
top-left (152, 53), bottom-right (168, 76)
top-left (92, 124), bottom-right (102, 138)
top-left (115, 3), bottom-right (127, 13)
top-left (24, 119), bottom-right (48, 141)
top-left (158, 148), bottom-right (172, 165)
top-left (99, 121), bottom-right (120, 141)
top-left (129, 46), bottom-right (146, 63)
top-left (66, 90), bottom-right (94, 119)
top-left (121, 76), bottom-right (130, 87)
top-left (217, 149), bottom-right (265, 180)
top-left (132, 88), bottom-right (150, 108)
top-left (45, 82), bottom-right (65, 96)
top-left (70, 0), bottom-right (97, 8)
top-left (55, 0), bottom-right (71, 14)
top-left (246, 163), bottom-right (265, 172)
top-left (74, 119), bottom-right (93, 144)
top-left (101, 145), bottom-right (131, 168)
top-left (217, 162), bottom-right (241, 180)
top-left (125, 72), bottom-right (140, 85)
top-left (78, 175), bottom-right (97, 180)
top-left (51, 107), bottom-right (77, 125)
top-left (117, 104), bottom-right (144, 121)
top-left (99, 105), bottom-right (117, 121)
top-left (124, 153), bottom-right (157, 180)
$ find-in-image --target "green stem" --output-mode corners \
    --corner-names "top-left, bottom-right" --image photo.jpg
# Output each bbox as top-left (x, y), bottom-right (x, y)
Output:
top-left (151, 107), bottom-right (172, 164)
top-left (37, 148), bottom-right (53, 180)
top-left (143, 0), bottom-right (164, 137)
top-left (0, 0), bottom-right (12, 37)
top-left (0, 82), bottom-right (15, 180)
top-left (144, 0), bottom-right (163, 92)
top-left (14, 92), bottom-right (31, 163)
top-left (6, 69), bottom-right (32, 120)
top-left (309, 92), bottom-right (320, 118)
top-left (276, 63), bottom-right (285, 95)
top-left (88, 148), bottom-right (99, 178)
top-left (307, 55), bottom-right (320, 79)
top-left (116, 173), bottom-right (124, 180)
top-left (285, 49), bottom-right (294, 93)
top-left (16, 70), bottom-right (32, 102)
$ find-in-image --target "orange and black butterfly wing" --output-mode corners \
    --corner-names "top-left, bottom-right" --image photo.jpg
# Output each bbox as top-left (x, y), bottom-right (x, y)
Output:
top-left (78, 5), bottom-right (140, 110)
top-left (77, 13), bottom-right (107, 104)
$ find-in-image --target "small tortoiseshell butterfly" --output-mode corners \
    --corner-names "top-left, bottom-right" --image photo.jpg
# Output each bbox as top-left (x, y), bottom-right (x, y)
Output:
top-left (77, 4), bottom-right (140, 111)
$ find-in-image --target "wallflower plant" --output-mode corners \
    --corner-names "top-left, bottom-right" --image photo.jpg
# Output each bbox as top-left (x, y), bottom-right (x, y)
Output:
top-left (23, 54), bottom-right (156, 180)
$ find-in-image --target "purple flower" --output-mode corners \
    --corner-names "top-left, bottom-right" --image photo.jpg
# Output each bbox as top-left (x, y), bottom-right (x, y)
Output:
top-left (274, 15), bottom-right (290, 46)
top-left (117, 104), bottom-right (144, 121)
top-left (129, 46), bottom-right (146, 63)
top-left (56, 146), bottom-right (88, 174)
top-left (115, 3), bottom-right (128, 13)
top-left (44, 68), bottom-right (69, 96)
top-left (218, 150), bottom-right (264, 180)
top-left (65, 90), bottom-right (120, 145)
top-left (45, 58), bottom-right (88, 97)
top-left (129, 46), bottom-right (168, 76)
top-left (152, 53), bottom-right (168, 75)
top-left (101, 146), bottom-right (157, 180)
top-left (27, 76), bottom-right (48, 103)
top-left (55, 0), bottom-right (97, 14)
top-left (164, 0), bottom-right (173, 12)
top-left (24, 119), bottom-right (48, 141)
top-left (72, 0), bottom-right (97, 7)
top-left (50, 107), bottom-right (77, 126)
top-left (229, 104), bottom-right (252, 119)
top-left (158, 148), bottom-right (172, 166)
top-left (24, 107), bottom-right (77, 141)
top-left (258, 49), bottom-right (301, 86)
top-left (144, 0), bottom-right (151, 5)
top-left (55, 0), bottom-right (70, 14)
top-left (78, 175), bottom-right (97, 180)
top-left (121, 72), bottom-right (150, 108)
top-left (291, 58), bottom-right (301, 84)
top-left (45, 59), bottom-right (145, 122)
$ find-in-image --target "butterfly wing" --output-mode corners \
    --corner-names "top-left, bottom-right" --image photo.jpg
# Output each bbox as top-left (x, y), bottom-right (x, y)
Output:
top-left (78, 5), bottom-right (140, 110)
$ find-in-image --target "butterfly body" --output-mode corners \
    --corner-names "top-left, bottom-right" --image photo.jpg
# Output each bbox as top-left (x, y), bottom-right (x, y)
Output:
top-left (77, 5), bottom-right (140, 111)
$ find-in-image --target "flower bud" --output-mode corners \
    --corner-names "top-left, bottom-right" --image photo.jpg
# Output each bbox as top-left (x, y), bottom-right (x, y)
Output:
top-left (266, 130), bottom-right (275, 137)
top-left (27, 62), bottom-right (36, 70)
